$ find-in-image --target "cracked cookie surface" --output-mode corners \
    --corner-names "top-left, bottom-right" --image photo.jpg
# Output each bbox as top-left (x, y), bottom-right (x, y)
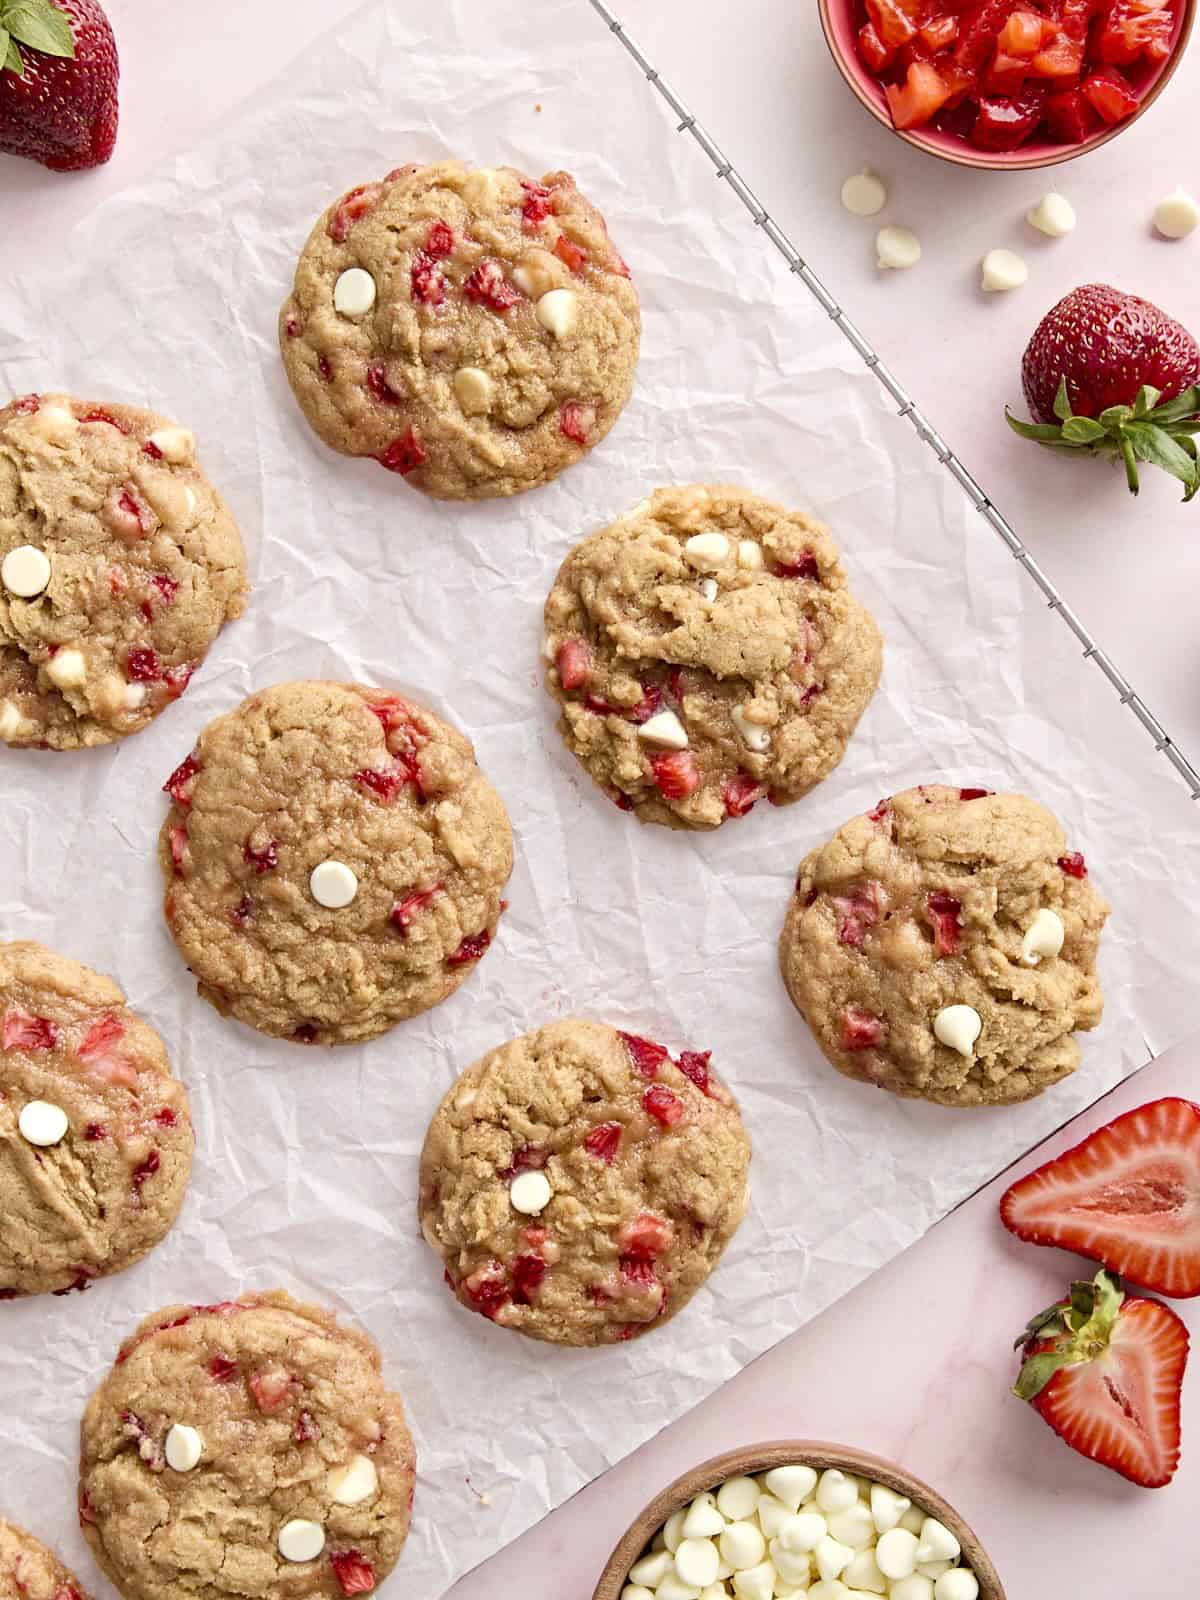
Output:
top-left (419, 1018), bottom-right (751, 1346)
top-left (0, 1520), bottom-right (90, 1600)
top-left (159, 681), bottom-right (513, 1046)
top-left (279, 158), bottom-right (639, 499)
top-left (779, 785), bottom-right (1110, 1107)
top-left (0, 393), bottom-right (247, 750)
top-left (0, 940), bottom-right (192, 1298)
top-left (543, 484), bottom-right (883, 829)
top-left (80, 1293), bottom-right (415, 1600)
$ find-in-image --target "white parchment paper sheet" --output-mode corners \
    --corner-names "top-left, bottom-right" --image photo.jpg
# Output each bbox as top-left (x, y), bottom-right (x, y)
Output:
top-left (0, 1), bottom-right (1197, 1595)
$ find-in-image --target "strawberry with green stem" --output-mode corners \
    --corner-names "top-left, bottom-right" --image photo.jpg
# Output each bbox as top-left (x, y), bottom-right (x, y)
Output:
top-left (0, 0), bottom-right (118, 170)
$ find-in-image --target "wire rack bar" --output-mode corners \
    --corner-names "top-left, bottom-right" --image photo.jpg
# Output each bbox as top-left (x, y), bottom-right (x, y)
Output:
top-left (588, 0), bottom-right (1200, 801)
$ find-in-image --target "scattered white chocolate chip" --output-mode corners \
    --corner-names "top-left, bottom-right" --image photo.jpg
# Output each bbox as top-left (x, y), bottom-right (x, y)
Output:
top-left (731, 1561), bottom-right (775, 1600)
top-left (1021, 907), bottom-right (1064, 966)
top-left (816, 1534), bottom-right (854, 1581)
top-left (875, 225), bottom-right (921, 271)
top-left (768, 1538), bottom-right (811, 1586)
top-left (309, 860), bottom-right (358, 909)
top-left (763, 1465), bottom-right (817, 1511)
top-left (165, 1423), bottom-right (203, 1473)
top-left (935, 1570), bottom-right (979, 1600)
top-left (2, 545), bottom-right (51, 598)
top-left (1026, 192), bottom-right (1076, 238)
top-left (1154, 186), bottom-right (1199, 239)
top-left (876, 1528), bottom-right (920, 1581)
top-left (0, 701), bottom-right (24, 741)
top-left (124, 682), bottom-right (148, 711)
top-left (779, 1511), bottom-right (826, 1552)
top-left (509, 1169), bottom-right (553, 1215)
top-left (664, 1513), bottom-right (686, 1554)
top-left (46, 648), bottom-right (86, 690)
top-left (684, 532), bottom-right (732, 570)
top-left (731, 704), bottom-right (770, 754)
top-left (699, 578), bottom-right (719, 602)
top-left (737, 540), bottom-right (764, 571)
top-left (147, 427), bottom-right (195, 465)
top-left (917, 1519), bottom-right (960, 1566)
top-left (27, 403), bottom-right (77, 443)
top-left (932, 1004), bottom-right (982, 1057)
top-left (720, 1521), bottom-right (766, 1570)
top-left (629, 1551), bottom-right (674, 1588)
top-left (328, 1453), bottom-right (379, 1505)
top-left (676, 1538), bottom-right (721, 1588)
top-left (828, 1503), bottom-right (874, 1551)
top-left (980, 249), bottom-right (1028, 293)
top-left (899, 1507), bottom-right (927, 1536)
top-left (755, 1496), bottom-right (791, 1540)
top-left (637, 709), bottom-right (690, 750)
top-left (841, 168), bottom-right (887, 217)
top-left (715, 1477), bottom-right (761, 1522)
top-left (844, 1548), bottom-right (887, 1593)
top-left (333, 266), bottom-right (378, 316)
top-left (683, 1496), bottom-right (727, 1540)
top-left (816, 1471), bottom-right (858, 1515)
top-left (535, 288), bottom-right (579, 338)
top-left (277, 1519), bottom-right (325, 1563)
top-left (453, 366), bottom-right (494, 415)
top-left (18, 1100), bottom-right (68, 1147)
top-left (869, 1484), bottom-right (910, 1534)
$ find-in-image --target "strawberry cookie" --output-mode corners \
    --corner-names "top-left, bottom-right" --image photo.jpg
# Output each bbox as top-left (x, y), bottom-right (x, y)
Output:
top-left (278, 159), bottom-right (639, 499)
top-left (779, 786), bottom-right (1109, 1107)
top-left (80, 1293), bottom-right (415, 1600)
top-left (0, 940), bottom-right (192, 1298)
top-left (418, 1019), bottom-right (751, 1345)
top-left (543, 485), bottom-right (882, 828)
top-left (0, 1519), bottom-right (91, 1600)
top-left (0, 393), bottom-right (248, 750)
top-left (158, 681), bottom-right (513, 1045)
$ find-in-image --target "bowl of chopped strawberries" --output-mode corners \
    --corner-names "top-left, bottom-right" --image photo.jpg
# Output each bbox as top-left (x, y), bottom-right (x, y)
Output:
top-left (818, 0), bottom-right (1195, 165)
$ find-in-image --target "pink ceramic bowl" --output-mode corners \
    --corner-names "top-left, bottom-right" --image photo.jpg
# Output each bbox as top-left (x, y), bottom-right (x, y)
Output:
top-left (817, 0), bottom-right (1195, 168)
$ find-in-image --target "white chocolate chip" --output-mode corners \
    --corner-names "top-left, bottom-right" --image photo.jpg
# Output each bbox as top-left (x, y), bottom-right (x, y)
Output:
top-left (934, 1571), bottom-right (979, 1600)
top-left (183, 487), bottom-right (197, 519)
top-left (453, 366), bottom-right (494, 415)
top-left (731, 704), bottom-right (770, 753)
top-left (621, 1590), bottom-right (655, 1600)
top-left (0, 701), bottom-right (24, 740)
top-left (165, 1423), bottom-right (203, 1472)
top-left (682, 1494), bottom-right (727, 1539)
top-left (768, 1539), bottom-right (812, 1586)
top-left (18, 1100), bottom-right (68, 1147)
top-left (629, 1551), bottom-right (674, 1588)
top-left (46, 648), bottom-right (86, 689)
top-left (980, 248), bottom-right (1028, 293)
top-left (715, 1477), bottom-right (761, 1523)
top-left (684, 532), bottom-right (732, 570)
top-left (932, 1004), bottom-right (982, 1057)
top-left (816, 1471), bottom-right (858, 1515)
top-left (535, 288), bottom-right (579, 338)
top-left (699, 578), bottom-right (718, 602)
top-left (1026, 192), bottom-right (1076, 238)
top-left (898, 1507), bottom-right (926, 1536)
top-left (637, 710), bottom-right (689, 750)
top-left (875, 225), bottom-right (921, 270)
top-left (328, 1453), bottom-right (379, 1505)
top-left (843, 1549), bottom-right (887, 1593)
top-left (277, 1519), bottom-right (325, 1563)
top-left (657, 1576), bottom-right (701, 1600)
top-left (147, 427), bottom-right (195, 465)
top-left (720, 1521), bottom-right (766, 1570)
top-left (755, 1496), bottom-right (790, 1539)
top-left (816, 1534), bottom-right (854, 1581)
top-left (916, 1519), bottom-right (960, 1566)
top-left (869, 1485), bottom-right (910, 1534)
top-left (675, 1538), bottom-right (720, 1589)
top-left (737, 539), bottom-right (764, 570)
top-left (730, 1560), bottom-right (775, 1600)
top-left (891, 1580), bottom-right (935, 1600)
top-left (763, 1465), bottom-right (817, 1511)
top-left (1021, 907), bottom-right (1065, 966)
top-left (333, 266), bottom-right (377, 316)
top-left (509, 1169), bottom-right (552, 1215)
top-left (1154, 186), bottom-right (1199, 239)
top-left (828, 1503), bottom-right (875, 1550)
top-left (26, 403), bottom-right (77, 443)
top-left (309, 860), bottom-right (358, 909)
top-left (779, 1511), bottom-right (826, 1552)
top-left (841, 168), bottom-right (887, 217)
top-left (875, 1528), bottom-right (920, 1581)
top-left (124, 682), bottom-right (148, 710)
top-left (2, 545), bottom-right (51, 598)
top-left (663, 1510), bottom-right (687, 1553)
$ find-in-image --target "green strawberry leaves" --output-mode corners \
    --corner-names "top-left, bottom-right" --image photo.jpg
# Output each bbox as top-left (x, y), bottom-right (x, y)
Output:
top-left (1007, 376), bottom-right (1200, 500)
top-left (1013, 1269), bottom-right (1125, 1402)
top-left (0, 0), bottom-right (75, 79)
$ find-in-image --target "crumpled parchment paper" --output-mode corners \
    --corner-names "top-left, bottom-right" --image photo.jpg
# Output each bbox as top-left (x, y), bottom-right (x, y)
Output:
top-left (0, 1), bottom-right (1197, 1596)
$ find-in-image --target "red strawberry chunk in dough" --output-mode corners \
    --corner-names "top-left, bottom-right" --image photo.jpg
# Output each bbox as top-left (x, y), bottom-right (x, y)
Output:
top-left (409, 251), bottom-right (445, 306)
top-left (620, 1254), bottom-right (659, 1289)
top-left (390, 883), bottom-right (442, 934)
top-left (618, 1031), bottom-right (669, 1077)
top-left (1059, 851), bottom-right (1088, 878)
top-left (462, 1262), bottom-right (511, 1321)
top-left (163, 752), bottom-right (200, 806)
top-left (521, 181), bottom-right (554, 229)
top-left (511, 1252), bottom-right (547, 1305)
top-left (584, 1121), bottom-right (623, 1163)
top-left (643, 1085), bottom-right (685, 1127)
top-left (330, 1552), bottom-right (376, 1596)
top-left (553, 233), bottom-right (587, 272)
top-left (328, 184), bottom-right (384, 242)
top-left (295, 1410), bottom-right (320, 1443)
top-left (366, 361), bottom-right (403, 405)
top-left (652, 750), bottom-right (700, 800)
top-left (619, 1212), bottom-right (673, 1259)
top-left (867, 798), bottom-right (891, 823)
top-left (85, 1123), bottom-right (108, 1141)
top-left (318, 354), bottom-right (333, 382)
top-left (775, 550), bottom-right (820, 580)
top-left (377, 427), bottom-right (427, 475)
top-left (107, 484), bottom-right (154, 541)
top-left (165, 662), bottom-right (196, 700)
top-left (231, 896), bottom-right (255, 928)
top-left (208, 1354), bottom-right (239, 1383)
top-left (80, 409), bottom-right (128, 433)
top-left (142, 438), bottom-right (164, 461)
top-left (841, 1005), bottom-right (886, 1051)
top-left (168, 826), bottom-right (188, 873)
top-left (249, 1367), bottom-right (292, 1412)
top-left (463, 259), bottom-right (522, 312)
top-left (556, 638), bottom-right (591, 691)
top-left (959, 786), bottom-right (992, 800)
top-left (355, 760), bottom-right (412, 802)
top-left (2, 1010), bottom-right (58, 1052)
top-left (243, 837), bottom-right (279, 874)
top-left (132, 1151), bottom-right (160, 1192)
top-left (628, 684), bottom-right (664, 725)
top-left (559, 401), bottom-right (595, 443)
top-left (927, 891), bottom-right (963, 956)
top-left (834, 882), bottom-right (882, 948)
top-left (676, 1050), bottom-right (713, 1095)
top-left (723, 773), bottom-right (767, 818)
top-left (499, 1144), bottom-right (548, 1180)
top-left (77, 1012), bottom-right (124, 1060)
top-left (11, 395), bottom-right (40, 415)
top-left (151, 574), bottom-right (179, 607)
top-left (425, 219), bottom-right (455, 257)
top-left (448, 930), bottom-right (491, 966)
top-left (126, 648), bottom-right (161, 682)
top-left (155, 1107), bottom-right (177, 1127)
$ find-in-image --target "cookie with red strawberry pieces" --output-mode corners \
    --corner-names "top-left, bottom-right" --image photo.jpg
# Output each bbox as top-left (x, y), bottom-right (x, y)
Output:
top-left (80, 1293), bottom-right (415, 1600)
top-left (0, 1518), bottom-right (92, 1600)
top-left (158, 681), bottom-right (513, 1046)
top-left (779, 785), bottom-right (1109, 1107)
top-left (0, 393), bottom-right (248, 750)
top-left (279, 159), bottom-right (639, 499)
top-left (543, 485), bottom-right (882, 828)
top-left (0, 939), bottom-right (192, 1297)
top-left (418, 1018), bottom-right (751, 1345)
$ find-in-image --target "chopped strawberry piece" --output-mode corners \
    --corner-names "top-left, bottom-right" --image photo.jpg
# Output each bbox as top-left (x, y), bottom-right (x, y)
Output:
top-left (676, 1050), bottom-right (713, 1094)
top-left (866, 0), bottom-right (919, 46)
top-left (997, 7), bottom-right (1047, 50)
top-left (920, 13), bottom-right (959, 47)
top-left (231, 896), bottom-right (255, 928)
top-left (774, 549), bottom-right (820, 580)
top-left (651, 750), bottom-right (700, 800)
top-left (80, 409), bottom-right (128, 433)
top-left (927, 891), bottom-right (963, 956)
top-left (150, 575), bottom-right (179, 608)
top-left (132, 1151), bottom-right (160, 1191)
top-left (867, 799), bottom-right (891, 823)
top-left (77, 1013), bottom-right (125, 1061)
top-left (163, 752), bottom-right (201, 807)
top-left (295, 1410), bottom-right (320, 1442)
top-left (85, 1123), bottom-right (108, 1140)
top-left (285, 313), bottom-right (302, 338)
top-left (462, 1262), bottom-right (511, 1321)
top-left (841, 1005), bottom-right (886, 1051)
top-left (168, 825), bottom-right (188, 873)
top-left (521, 181), bottom-right (555, 229)
top-left (628, 684), bottom-right (663, 725)
top-left (366, 361), bottom-right (403, 405)
top-left (886, 59), bottom-right (954, 128)
top-left (318, 354), bottom-right (333, 382)
top-left (11, 395), bottom-right (40, 415)
top-left (391, 884), bottom-right (442, 933)
top-left (377, 426), bottom-right (427, 475)
top-left (553, 234), bottom-right (587, 272)
top-left (208, 1354), bottom-right (238, 1383)
top-left (409, 251), bottom-right (445, 306)
top-left (722, 773), bottom-right (767, 818)
top-left (330, 1552), bottom-right (376, 1596)
top-left (834, 883), bottom-right (882, 948)
top-left (463, 259), bottom-right (522, 312)
top-left (243, 837), bottom-right (279, 873)
top-left (328, 184), bottom-right (384, 242)
top-left (619, 1031), bottom-right (670, 1077)
top-left (142, 438), bottom-right (164, 460)
top-left (619, 1212), bottom-right (673, 1258)
top-left (499, 1144), bottom-right (548, 1180)
top-left (3, 1010), bottom-right (58, 1051)
top-left (356, 761), bottom-right (407, 800)
top-left (1095, 1), bottom-right (1173, 63)
top-left (425, 219), bottom-right (455, 257)
top-left (107, 484), bottom-right (154, 540)
top-left (1031, 31), bottom-right (1087, 74)
top-left (126, 648), bottom-right (161, 682)
top-left (1043, 87), bottom-right (1099, 140)
top-left (511, 1252), bottom-right (547, 1305)
top-left (155, 1107), bottom-right (178, 1127)
top-left (555, 638), bottom-right (591, 691)
top-left (1082, 65), bottom-right (1139, 122)
top-left (620, 1254), bottom-right (659, 1289)
top-left (165, 662), bottom-right (196, 700)
top-left (643, 1085), bottom-right (685, 1127)
top-left (447, 930), bottom-right (491, 966)
top-left (558, 400), bottom-right (594, 443)
top-left (1059, 851), bottom-right (1088, 878)
top-left (959, 786), bottom-right (992, 799)
top-left (954, 0), bottom-right (1021, 67)
top-left (971, 89), bottom-right (1047, 150)
top-left (858, 19), bottom-right (895, 69)
top-left (584, 1121), bottom-right (623, 1163)
top-left (249, 1367), bottom-right (292, 1412)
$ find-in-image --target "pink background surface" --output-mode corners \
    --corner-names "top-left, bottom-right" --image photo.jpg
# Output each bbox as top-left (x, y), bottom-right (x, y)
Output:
top-left (4, 2), bottom-right (1199, 1595)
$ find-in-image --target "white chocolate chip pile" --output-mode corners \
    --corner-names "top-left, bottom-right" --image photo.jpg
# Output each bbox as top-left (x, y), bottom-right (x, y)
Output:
top-left (622, 1464), bottom-right (981, 1600)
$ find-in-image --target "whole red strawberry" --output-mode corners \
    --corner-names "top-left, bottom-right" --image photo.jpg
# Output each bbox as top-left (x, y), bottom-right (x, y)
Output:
top-left (0, 0), bottom-right (118, 170)
top-left (1007, 283), bottom-right (1200, 498)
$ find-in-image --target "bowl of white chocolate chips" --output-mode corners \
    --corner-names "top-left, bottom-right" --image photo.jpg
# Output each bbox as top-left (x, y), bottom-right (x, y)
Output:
top-left (592, 1442), bottom-right (1004, 1600)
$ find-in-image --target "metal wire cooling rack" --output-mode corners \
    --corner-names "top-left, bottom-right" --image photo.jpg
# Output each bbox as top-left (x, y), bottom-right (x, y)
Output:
top-left (589, 0), bottom-right (1200, 802)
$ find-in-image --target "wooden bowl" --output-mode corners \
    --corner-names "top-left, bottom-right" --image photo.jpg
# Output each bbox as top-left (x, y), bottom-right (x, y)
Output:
top-left (592, 1440), bottom-right (1006, 1600)
top-left (816, 0), bottom-right (1196, 169)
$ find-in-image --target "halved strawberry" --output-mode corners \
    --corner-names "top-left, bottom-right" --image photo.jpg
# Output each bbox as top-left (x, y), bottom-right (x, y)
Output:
top-left (1001, 1098), bottom-right (1200, 1297)
top-left (1013, 1269), bottom-right (1188, 1487)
